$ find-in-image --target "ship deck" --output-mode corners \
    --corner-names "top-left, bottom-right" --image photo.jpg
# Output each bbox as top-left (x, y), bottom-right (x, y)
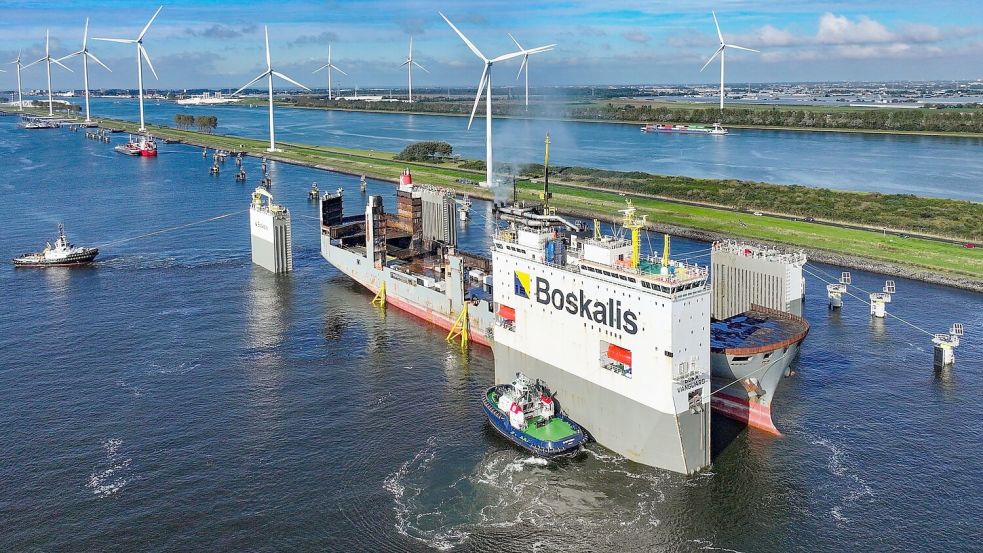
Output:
top-left (711, 305), bottom-right (810, 355)
top-left (487, 390), bottom-right (579, 441)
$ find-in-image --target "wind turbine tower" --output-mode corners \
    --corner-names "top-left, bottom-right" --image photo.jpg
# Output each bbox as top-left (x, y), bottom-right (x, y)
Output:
top-left (94, 6), bottom-right (163, 131)
top-left (507, 33), bottom-right (554, 110)
top-left (234, 26), bottom-right (310, 152)
top-left (4, 53), bottom-right (21, 110)
top-left (58, 18), bottom-right (112, 123)
top-left (313, 45), bottom-right (346, 100)
top-left (401, 37), bottom-right (429, 102)
top-left (24, 30), bottom-right (73, 116)
top-left (700, 11), bottom-right (759, 112)
top-left (440, 12), bottom-right (552, 189)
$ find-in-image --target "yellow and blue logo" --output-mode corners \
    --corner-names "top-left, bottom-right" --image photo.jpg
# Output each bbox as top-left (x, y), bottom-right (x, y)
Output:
top-left (514, 270), bottom-right (531, 299)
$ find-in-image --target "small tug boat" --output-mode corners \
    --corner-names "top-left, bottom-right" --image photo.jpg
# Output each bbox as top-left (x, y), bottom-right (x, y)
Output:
top-left (12, 224), bottom-right (98, 267)
top-left (115, 134), bottom-right (158, 156)
top-left (482, 373), bottom-right (589, 456)
top-left (308, 182), bottom-right (320, 200)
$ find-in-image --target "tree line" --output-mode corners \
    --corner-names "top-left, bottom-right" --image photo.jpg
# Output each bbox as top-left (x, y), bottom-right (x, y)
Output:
top-left (173, 114), bottom-right (219, 133)
top-left (288, 95), bottom-right (983, 134)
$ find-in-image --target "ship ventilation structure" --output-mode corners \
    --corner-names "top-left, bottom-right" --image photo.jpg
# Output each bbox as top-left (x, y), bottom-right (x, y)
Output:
top-left (249, 187), bottom-right (293, 273)
top-left (711, 240), bottom-right (807, 320)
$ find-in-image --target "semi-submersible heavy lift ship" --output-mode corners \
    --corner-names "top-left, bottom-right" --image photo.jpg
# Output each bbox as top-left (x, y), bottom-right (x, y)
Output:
top-left (319, 147), bottom-right (808, 473)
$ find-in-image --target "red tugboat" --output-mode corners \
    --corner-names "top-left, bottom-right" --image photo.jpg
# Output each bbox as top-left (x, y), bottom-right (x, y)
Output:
top-left (114, 134), bottom-right (158, 156)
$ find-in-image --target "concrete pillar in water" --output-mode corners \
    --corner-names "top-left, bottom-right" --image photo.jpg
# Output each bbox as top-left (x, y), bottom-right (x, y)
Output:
top-left (249, 187), bottom-right (293, 273)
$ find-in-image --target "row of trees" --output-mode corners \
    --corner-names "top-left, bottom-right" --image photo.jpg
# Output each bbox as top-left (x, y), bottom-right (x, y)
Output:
top-left (395, 140), bottom-right (453, 162)
top-left (574, 104), bottom-right (983, 133)
top-left (173, 114), bottom-right (219, 133)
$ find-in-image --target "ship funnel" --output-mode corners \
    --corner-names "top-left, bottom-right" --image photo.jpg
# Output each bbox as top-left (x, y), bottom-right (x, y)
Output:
top-left (399, 168), bottom-right (413, 189)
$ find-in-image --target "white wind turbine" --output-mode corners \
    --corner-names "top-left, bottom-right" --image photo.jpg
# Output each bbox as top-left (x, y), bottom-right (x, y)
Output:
top-left (701, 11), bottom-right (759, 111)
top-left (23, 30), bottom-right (73, 116)
top-left (440, 12), bottom-right (550, 189)
top-left (93, 5), bottom-right (163, 132)
top-left (507, 33), bottom-right (555, 110)
top-left (58, 18), bottom-right (112, 123)
top-left (400, 37), bottom-right (428, 102)
top-left (234, 26), bottom-right (310, 152)
top-left (313, 45), bottom-right (346, 101)
top-left (7, 52), bottom-right (23, 111)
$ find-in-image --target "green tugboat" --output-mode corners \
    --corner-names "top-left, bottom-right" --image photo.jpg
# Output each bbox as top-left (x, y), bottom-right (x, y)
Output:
top-left (482, 373), bottom-right (589, 456)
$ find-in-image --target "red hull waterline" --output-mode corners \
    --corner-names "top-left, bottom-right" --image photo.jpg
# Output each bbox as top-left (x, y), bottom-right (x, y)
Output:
top-left (711, 393), bottom-right (781, 435)
top-left (140, 150), bottom-right (157, 157)
top-left (366, 284), bottom-right (493, 348)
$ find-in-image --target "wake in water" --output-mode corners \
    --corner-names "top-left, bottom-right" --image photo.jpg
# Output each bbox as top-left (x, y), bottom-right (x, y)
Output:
top-left (87, 438), bottom-right (131, 498)
top-left (383, 438), bottom-right (694, 551)
top-left (804, 432), bottom-right (875, 525)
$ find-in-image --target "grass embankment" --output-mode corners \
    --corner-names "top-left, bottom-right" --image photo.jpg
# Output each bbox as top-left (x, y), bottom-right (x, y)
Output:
top-left (35, 110), bottom-right (983, 284)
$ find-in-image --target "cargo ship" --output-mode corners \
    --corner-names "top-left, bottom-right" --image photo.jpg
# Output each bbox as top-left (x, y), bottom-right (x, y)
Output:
top-left (709, 241), bottom-right (809, 434)
top-left (641, 122), bottom-right (728, 135)
top-left (319, 170), bottom-right (498, 347)
top-left (12, 224), bottom-right (98, 267)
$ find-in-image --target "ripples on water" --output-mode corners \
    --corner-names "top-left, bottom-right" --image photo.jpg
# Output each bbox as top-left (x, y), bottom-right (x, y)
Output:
top-left (0, 119), bottom-right (980, 552)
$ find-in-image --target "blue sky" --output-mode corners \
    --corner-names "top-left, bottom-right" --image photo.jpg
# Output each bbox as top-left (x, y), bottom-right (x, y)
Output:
top-left (1, 0), bottom-right (982, 90)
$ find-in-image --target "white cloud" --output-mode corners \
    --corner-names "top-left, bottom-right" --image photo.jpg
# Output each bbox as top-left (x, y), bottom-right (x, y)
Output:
top-left (816, 13), bottom-right (894, 45)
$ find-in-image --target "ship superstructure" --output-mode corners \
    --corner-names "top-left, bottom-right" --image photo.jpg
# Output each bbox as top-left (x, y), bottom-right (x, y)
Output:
top-left (709, 241), bottom-right (809, 433)
top-left (491, 201), bottom-right (712, 474)
top-left (319, 170), bottom-right (497, 346)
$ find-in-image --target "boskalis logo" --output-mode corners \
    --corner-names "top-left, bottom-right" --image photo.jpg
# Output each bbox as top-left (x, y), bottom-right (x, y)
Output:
top-left (517, 272), bottom-right (639, 335)
top-left (514, 270), bottom-right (531, 299)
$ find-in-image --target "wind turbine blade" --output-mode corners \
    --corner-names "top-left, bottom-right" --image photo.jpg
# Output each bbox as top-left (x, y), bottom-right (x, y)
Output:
top-left (264, 26), bottom-right (272, 70)
top-left (272, 70), bottom-right (311, 91)
top-left (408, 37), bottom-right (413, 58)
top-left (467, 65), bottom-right (488, 130)
top-left (313, 63), bottom-right (330, 73)
top-left (490, 50), bottom-right (525, 63)
top-left (87, 51), bottom-right (112, 71)
top-left (51, 58), bottom-right (74, 72)
top-left (524, 44), bottom-right (555, 55)
top-left (516, 56), bottom-right (527, 80)
top-left (23, 58), bottom-right (45, 69)
top-left (400, 59), bottom-right (410, 67)
top-left (233, 71), bottom-right (269, 95)
top-left (727, 44), bottom-right (760, 53)
top-left (93, 38), bottom-right (136, 44)
top-left (83, 18), bottom-right (89, 50)
top-left (413, 61), bottom-right (429, 73)
top-left (712, 10), bottom-right (723, 44)
top-left (138, 6), bottom-right (164, 41)
top-left (45, 30), bottom-right (49, 55)
top-left (508, 32), bottom-right (524, 51)
top-left (140, 45), bottom-right (158, 79)
top-left (700, 46), bottom-right (724, 72)
top-left (55, 50), bottom-right (83, 63)
top-left (439, 12), bottom-right (486, 61)
top-left (333, 66), bottom-right (348, 76)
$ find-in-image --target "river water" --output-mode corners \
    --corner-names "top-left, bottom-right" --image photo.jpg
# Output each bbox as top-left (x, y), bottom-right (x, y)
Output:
top-left (1, 119), bottom-right (981, 552)
top-left (69, 97), bottom-right (983, 202)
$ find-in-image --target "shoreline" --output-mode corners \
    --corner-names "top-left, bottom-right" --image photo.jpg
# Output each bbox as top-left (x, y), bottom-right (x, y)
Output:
top-left (13, 110), bottom-right (977, 292)
top-left (268, 102), bottom-right (983, 139)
